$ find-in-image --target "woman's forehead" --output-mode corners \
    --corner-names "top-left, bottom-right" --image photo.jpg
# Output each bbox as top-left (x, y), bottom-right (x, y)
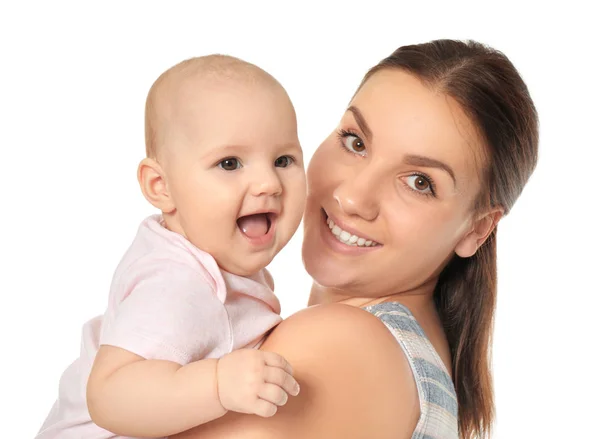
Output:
top-left (349, 69), bottom-right (485, 185)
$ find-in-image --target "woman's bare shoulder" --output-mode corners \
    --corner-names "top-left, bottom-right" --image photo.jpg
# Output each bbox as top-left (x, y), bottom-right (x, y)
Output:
top-left (173, 304), bottom-right (420, 439)
top-left (266, 302), bottom-right (412, 359)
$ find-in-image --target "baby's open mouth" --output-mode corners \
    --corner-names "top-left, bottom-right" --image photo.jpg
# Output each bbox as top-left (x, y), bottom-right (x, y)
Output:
top-left (237, 213), bottom-right (274, 238)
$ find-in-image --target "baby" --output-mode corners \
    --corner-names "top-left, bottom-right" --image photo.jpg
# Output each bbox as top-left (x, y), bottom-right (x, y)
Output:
top-left (36, 55), bottom-right (307, 438)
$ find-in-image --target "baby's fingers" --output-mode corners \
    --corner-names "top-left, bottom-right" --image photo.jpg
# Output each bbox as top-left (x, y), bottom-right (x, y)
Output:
top-left (262, 351), bottom-right (293, 375)
top-left (264, 366), bottom-right (300, 396)
top-left (253, 398), bottom-right (278, 418)
top-left (259, 383), bottom-right (289, 407)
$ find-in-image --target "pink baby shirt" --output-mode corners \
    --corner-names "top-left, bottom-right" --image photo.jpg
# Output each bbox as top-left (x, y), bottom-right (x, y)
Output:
top-left (36, 215), bottom-right (282, 439)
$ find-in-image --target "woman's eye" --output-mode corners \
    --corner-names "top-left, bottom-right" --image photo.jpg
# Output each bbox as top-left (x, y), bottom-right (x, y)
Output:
top-left (343, 135), bottom-right (366, 154)
top-left (405, 175), bottom-right (433, 194)
top-left (274, 156), bottom-right (294, 168)
top-left (218, 158), bottom-right (241, 171)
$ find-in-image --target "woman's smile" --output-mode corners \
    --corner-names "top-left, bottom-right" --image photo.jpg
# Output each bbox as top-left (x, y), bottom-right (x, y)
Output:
top-left (319, 208), bottom-right (382, 255)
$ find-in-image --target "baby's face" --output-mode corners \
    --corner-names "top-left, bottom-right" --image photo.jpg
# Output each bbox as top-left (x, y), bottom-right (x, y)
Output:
top-left (162, 80), bottom-right (306, 276)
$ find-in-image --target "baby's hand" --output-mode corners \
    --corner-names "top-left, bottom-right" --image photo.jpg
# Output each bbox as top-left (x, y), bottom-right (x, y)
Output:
top-left (216, 349), bottom-right (300, 417)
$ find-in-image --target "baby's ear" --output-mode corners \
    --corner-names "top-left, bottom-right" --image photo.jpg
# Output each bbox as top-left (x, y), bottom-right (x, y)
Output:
top-left (454, 207), bottom-right (504, 258)
top-left (137, 158), bottom-right (175, 213)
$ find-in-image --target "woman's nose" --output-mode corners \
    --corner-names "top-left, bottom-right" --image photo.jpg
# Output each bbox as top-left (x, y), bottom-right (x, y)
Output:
top-left (332, 170), bottom-right (379, 221)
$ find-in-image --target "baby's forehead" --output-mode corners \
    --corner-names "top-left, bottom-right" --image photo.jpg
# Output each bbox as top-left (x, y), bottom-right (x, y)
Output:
top-left (147, 55), bottom-right (287, 159)
top-left (168, 72), bottom-right (286, 133)
top-left (164, 59), bottom-right (285, 121)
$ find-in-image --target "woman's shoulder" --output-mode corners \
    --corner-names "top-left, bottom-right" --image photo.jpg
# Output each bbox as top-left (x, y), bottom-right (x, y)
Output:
top-left (266, 302), bottom-right (410, 361)
top-left (263, 303), bottom-right (421, 437)
top-left (172, 303), bottom-right (420, 439)
top-left (270, 302), bottom-right (408, 350)
top-left (271, 301), bottom-right (418, 354)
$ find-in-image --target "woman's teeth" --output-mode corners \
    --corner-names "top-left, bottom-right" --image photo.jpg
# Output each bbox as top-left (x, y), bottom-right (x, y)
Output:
top-left (327, 217), bottom-right (378, 247)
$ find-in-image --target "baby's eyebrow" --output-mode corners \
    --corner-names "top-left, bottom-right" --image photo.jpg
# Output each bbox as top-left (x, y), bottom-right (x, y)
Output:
top-left (347, 106), bottom-right (372, 141)
top-left (203, 144), bottom-right (246, 159)
top-left (403, 154), bottom-right (456, 186)
top-left (202, 142), bottom-right (302, 161)
top-left (277, 142), bottom-right (303, 152)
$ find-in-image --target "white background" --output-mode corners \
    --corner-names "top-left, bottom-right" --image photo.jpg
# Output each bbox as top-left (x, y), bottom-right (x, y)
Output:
top-left (1, 1), bottom-right (598, 437)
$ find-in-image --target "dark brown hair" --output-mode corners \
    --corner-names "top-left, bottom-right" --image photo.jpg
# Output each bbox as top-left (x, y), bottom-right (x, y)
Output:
top-left (362, 40), bottom-right (538, 438)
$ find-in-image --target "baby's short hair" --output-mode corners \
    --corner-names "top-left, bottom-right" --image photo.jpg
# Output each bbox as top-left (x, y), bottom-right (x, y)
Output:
top-left (144, 55), bottom-right (280, 159)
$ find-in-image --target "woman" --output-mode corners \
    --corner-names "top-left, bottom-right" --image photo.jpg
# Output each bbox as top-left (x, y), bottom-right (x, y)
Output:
top-left (174, 39), bottom-right (538, 439)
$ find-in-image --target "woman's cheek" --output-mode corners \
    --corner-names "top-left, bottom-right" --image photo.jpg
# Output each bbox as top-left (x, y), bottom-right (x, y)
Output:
top-left (307, 146), bottom-right (328, 178)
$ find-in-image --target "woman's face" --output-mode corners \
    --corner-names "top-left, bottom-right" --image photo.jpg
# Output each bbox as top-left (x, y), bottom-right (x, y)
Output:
top-left (302, 69), bottom-right (488, 296)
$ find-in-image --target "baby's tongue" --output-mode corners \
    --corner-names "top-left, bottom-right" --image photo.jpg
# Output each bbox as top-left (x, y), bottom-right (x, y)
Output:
top-left (237, 214), bottom-right (268, 238)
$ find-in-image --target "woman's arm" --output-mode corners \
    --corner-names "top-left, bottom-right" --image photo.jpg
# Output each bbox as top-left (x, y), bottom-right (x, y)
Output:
top-left (171, 303), bottom-right (420, 439)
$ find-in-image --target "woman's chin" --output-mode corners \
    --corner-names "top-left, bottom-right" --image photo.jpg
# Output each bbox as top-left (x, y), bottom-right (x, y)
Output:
top-left (302, 251), bottom-right (354, 289)
top-left (302, 219), bottom-right (367, 289)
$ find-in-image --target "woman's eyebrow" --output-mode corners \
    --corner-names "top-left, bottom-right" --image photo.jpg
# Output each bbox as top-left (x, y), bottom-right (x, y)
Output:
top-left (347, 105), bottom-right (456, 186)
top-left (347, 106), bottom-right (372, 141)
top-left (403, 154), bottom-right (456, 186)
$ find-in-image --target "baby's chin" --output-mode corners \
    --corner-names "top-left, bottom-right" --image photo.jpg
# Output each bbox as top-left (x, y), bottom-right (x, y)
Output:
top-left (217, 252), bottom-right (276, 278)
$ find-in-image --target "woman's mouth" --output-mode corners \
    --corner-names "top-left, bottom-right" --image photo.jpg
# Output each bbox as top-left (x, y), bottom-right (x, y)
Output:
top-left (324, 212), bottom-right (380, 247)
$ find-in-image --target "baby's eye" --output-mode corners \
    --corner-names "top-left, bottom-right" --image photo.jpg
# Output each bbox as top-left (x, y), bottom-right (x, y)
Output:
top-left (218, 158), bottom-right (241, 171)
top-left (274, 156), bottom-right (294, 168)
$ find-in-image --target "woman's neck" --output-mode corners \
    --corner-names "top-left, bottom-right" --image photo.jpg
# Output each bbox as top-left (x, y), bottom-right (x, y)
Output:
top-left (308, 277), bottom-right (438, 310)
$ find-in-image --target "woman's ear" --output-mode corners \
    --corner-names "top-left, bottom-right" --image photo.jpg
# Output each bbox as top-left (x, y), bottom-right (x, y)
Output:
top-left (137, 158), bottom-right (176, 213)
top-left (455, 207), bottom-right (504, 258)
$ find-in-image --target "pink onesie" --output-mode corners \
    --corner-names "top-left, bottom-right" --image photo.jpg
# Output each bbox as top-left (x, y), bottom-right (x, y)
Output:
top-left (36, 215), bottom-right (282, 439)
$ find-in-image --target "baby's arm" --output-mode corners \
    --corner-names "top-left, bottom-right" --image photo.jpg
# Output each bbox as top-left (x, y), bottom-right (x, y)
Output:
top-left (87, 261), bottom-right (298, 437)
top-left (87, 343), bottom-right (299, 437)
top-left (87, 345), bottom-right (224, 436)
